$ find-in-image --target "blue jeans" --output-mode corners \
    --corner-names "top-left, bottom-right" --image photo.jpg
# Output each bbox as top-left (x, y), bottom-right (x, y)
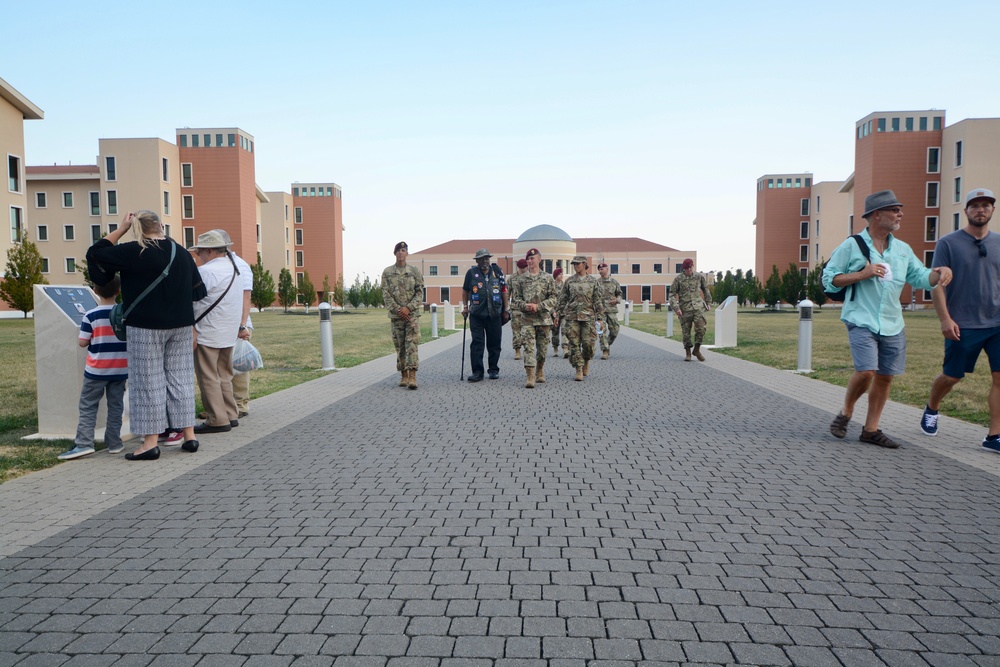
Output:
top-left (75, 376), bottom-right (126, 448)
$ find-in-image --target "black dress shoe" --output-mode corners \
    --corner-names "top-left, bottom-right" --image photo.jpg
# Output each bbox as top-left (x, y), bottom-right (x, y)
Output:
top-left (467, 374), bottom-right (484, 383)
top-left (230, 420), bottom-right (239, 428)
top-left (238, 411), bottom-right (249, 418)
top-left (193, 422), bottom-right (232, 434)
top-left (125, 447), bottom-right (160, 461)
top-left (182, 439), bottom-right (199, 453)
top-left (488, 371), bottom-right (499, 379)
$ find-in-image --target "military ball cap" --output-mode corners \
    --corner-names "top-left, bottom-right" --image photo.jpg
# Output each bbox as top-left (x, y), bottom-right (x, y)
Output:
top-left (474, 248), bottom-right (492, 260)
top-left (570, 255), bottom-right (588, 265)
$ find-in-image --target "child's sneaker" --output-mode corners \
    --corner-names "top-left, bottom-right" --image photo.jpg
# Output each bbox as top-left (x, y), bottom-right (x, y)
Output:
top-left (157, 429), bottom-right (184, 446)
top-left (58, 445), bottom-right (95, 460)
top-left (982, 435), bottom-right (1000, 453)
top-left (920, 406), bottom-right (939, 436)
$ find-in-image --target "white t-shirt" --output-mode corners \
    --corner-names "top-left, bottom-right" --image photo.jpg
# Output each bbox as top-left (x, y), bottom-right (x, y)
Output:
top-left (194, 255), bottom-right (243, 348)
top-left (231, 252), bottom-right (254, 330)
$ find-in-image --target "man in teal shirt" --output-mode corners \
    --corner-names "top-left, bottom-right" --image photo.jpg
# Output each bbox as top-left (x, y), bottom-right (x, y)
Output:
top-left (822, 190), bottom-right (952, 449)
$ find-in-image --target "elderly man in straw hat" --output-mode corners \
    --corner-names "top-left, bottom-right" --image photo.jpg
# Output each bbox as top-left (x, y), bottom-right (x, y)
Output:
top-left (823, 189), bottom-right (952, 449)
top-left (190, 230), bottom-right (244, 435)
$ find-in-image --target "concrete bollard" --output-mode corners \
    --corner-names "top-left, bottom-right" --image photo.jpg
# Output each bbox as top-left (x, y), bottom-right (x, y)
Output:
top-left (319, 302), bottom-right (336, 370)
top-left (624, 301), bottom-right (631, 326)
top-left (444, 302), bottom-right (456, 330)
top-left (430, 304), bottom-right (439, 338)
top-left (797, 298), bottom-right (813, 373)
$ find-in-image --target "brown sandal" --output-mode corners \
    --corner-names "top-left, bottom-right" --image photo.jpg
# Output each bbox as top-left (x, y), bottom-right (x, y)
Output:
top-left (829, 413), bottom-right (850, 439)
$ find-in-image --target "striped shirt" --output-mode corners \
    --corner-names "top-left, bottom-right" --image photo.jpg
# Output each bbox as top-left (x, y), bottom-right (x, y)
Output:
top-left (80, 305), bottom-right (128, 381)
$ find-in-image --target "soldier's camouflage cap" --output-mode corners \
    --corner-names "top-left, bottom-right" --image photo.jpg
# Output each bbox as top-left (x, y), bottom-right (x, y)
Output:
top-left (570, 255), bottom-right (588, 265)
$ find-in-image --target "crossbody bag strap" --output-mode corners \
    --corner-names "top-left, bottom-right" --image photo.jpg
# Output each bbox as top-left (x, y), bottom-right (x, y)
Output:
top-left (195, 253), bottom-right (239, 324)
top-left (123, 241), bottom-right (176, 319)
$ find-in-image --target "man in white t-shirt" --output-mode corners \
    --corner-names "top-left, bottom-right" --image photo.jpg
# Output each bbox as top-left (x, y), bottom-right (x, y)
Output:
top-left (212, 230), bottom-right (254, 418)
top-left (191, 230), bottom-right (243, 433)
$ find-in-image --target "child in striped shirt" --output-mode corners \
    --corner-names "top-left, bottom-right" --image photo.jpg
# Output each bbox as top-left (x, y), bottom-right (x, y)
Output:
top-left (59, 277), bottom-right (129, 460)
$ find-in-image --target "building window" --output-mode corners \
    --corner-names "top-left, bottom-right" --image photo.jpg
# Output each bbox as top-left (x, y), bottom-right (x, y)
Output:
top-left (90, 224), bottom-right (101, 243)
top-left (905, 117), bottom-right (914, 131)
top-left (620, 285), bottom-right (628, 301)
top-left (184, 227), bottom-right (195, 248)
top-left (35, 192), bottom-right (46, 208)
top-left (815, 220), bottom-right (821, 237)
top-left (40, 257), bottom-right (49, 273)
top-left (295, 229), bottom-right (303, 245)
top-left (64, 224), bottom-right (75, 241)
top-left (816, 195), bottom-right (821, 212)
top-left (631, 264), bottom-right (640, 274)
top-left (162, 191), bottom-right (170, 216)
top-left (59, 192), bottom-right (72, 208)
top-left (891, 117), bottom-right (900, 132)
top-left (955, 140), bottom-right (963, 167)
top-left (800, 245), bottom-right (808, 262)
top-left (179, 134), bottom-right (188, 147)
top-left (920, 117), bottom-right (928, 131)
top-left (641, 285), bottom-right (651, 301)
top-left (105, 156), bottom-right (116, 181)
top-left (933, 116), bottom-right (942, 130)
top-left (954, 177), bottom-right (962, 204)
top-left (89, 192), bottom-right (100, 216)
top-left (296, 272), bottom-right (304, 286)
top-left (191, 134), bottom-right (199, 148)
top-left (284, 204), bottom-right (288, 221)
top-left (815, 243), bottom-right (819, 260)
top-left (927, 147), bottom-right (940, 174)
top-left (296, 251), bottom-right (304, 267)
top-left (8, 155), bottom-right (21, 193)
top-left (800, 198), bottom-right (809, 216)
top-left (441, 286), bottom-right (451, 302)
top-left (228, 133), bottom-right (236, 147)
top-left (767, 178), bottom-right (774, 188)
top-left (36, 224), bottom-right (48, 241)
top-left (429, 266), bottom-right (438, 276)
top-left (926, 182), bottom-right (939, 208)
top-left (849, 214), bottom-right (855, 235)
top-left (162, 157), bottom-right (169, 182)
top-left (107, 190), bottom-right (118, 215)
top-left (285, 228), bottom-right (289, 243)
top-left (450, 266), bottom-right (459, 276)
top-left (65, 257), bottom-right (76, 273)
top-left (164, 224), bottom-right (171, 238)
top-left (107, 223), bottom-right (117, 233)
top-left (294, 207), bottom-right (302, 223)
top-left (877, 118), bottom-right (886, 132)
top-left (800, 221), bottom-right (809, 239)
top-left (286, 249), bottom-right (290, 266)
top-left (954, 212), bottom-right (961, 231)
top-left (203, 133), bottom-right (210, 147)
top-left (182, 195), bottom-right (193, 219)
top-left (181, 163), bottom-right (192, 187)
top-left (610, 264), bottom-right (618, 274)
top-left (216, 133), bottom-right (223, 147)
top-left (653, 263), bottom-right (662, 274)
top-left (9, 207), bottom-right (23, 242)
top-left (925, 216), bottom-right (938, 242)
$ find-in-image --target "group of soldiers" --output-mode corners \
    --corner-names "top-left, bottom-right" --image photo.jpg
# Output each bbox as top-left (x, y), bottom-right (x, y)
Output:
top-left (381, 241), bottom-right (713, 390)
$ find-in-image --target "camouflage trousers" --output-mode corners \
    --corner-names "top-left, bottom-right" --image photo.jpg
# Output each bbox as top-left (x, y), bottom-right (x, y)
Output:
top-left (521, 324), bottom-right (550, 368)
top-left (390, 318), bottom-right (420, 370)
top-left (564, 320), bottom-right (597, 369)
top-left (680, 310), bottom-right (707, 348)
top-left (551, 319), bottom-right (561, 351)
top-left (599, 314), bottom-right (620, 352)
top-left (511, 312), bottom-right (523, 350)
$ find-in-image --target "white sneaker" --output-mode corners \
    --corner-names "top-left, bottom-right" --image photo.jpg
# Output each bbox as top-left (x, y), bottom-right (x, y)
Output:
top-left (58, 445), bottom-right (95, 460)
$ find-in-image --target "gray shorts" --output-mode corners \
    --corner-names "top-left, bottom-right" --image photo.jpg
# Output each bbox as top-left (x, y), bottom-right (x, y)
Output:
top-left (846, 323), bottom-right (906, 375)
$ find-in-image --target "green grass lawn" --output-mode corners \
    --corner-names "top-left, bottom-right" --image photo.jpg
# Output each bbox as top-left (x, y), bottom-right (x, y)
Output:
top-left (0, 308), bottom-right (453, 483)
top-left (628, 306), bottom-right (993, 426)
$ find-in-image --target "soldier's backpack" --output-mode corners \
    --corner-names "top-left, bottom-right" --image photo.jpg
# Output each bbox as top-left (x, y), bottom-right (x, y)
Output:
top-left (823, 234), bottom-right (871, 302)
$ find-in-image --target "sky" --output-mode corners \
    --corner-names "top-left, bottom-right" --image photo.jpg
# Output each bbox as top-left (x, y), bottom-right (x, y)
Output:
top-left (5, 0), bottom-right (1000, 281)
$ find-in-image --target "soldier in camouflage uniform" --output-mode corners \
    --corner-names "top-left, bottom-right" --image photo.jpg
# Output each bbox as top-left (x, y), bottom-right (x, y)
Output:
top-left (551, 267), bottom-right (564, 357)
top-left (511, 248), bottom-right (557, 388)
top-left (557, 255), bottom-right (604, 381)
top-left (381, 241), bottom-right (425, 388)
top-left (670, 258), bottom-right (712, 362)
top-left (508, 259), bottom-right (528, 360)
top-left (596, 262), bottom-right (623, 359)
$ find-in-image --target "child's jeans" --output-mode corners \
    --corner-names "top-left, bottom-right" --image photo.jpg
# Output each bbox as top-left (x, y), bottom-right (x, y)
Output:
top-left (75, 377), bottom-right (126, 448)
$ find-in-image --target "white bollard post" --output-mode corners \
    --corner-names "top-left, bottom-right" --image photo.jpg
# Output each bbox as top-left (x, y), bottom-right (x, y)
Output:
top-left (444, 302), bottom-right (456, 330)
top-left (797, 298), bottom-right (813, 373)
top-left (713, 296), bottom-right (738, 348)
top-left (642, 300), bottom-right (650, 314)
top-left (624, 301), bottom-right (631, 326)
top-left (666, 309), bottom-right (674, 337)
top-left (431, 304), bottom-right (439, 339)
top-left (319, 302), bottom-right (336, 370)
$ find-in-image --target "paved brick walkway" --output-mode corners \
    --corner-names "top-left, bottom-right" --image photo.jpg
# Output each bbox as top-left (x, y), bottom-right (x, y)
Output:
top-left (1, 327), bottom-right (999, 666)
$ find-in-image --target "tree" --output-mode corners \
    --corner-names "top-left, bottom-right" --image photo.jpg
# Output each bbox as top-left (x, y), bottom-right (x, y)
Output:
top-left (333, 273), bottom-right (345, 308)
top-left (361, 275), bottom-right (375, 308)
top-left (298, 271), bottom-right (316, 312)
top-left (0, 236), bottom-right (48, 318)
top-left (321, 274), bottom-right (332, 304)
top-left (744, 274), bottom-right (762, 307)
top-left (277, 268), bottom-right (296, 312)
top-left (250, 254), bottom-right (276, 311)
top-left (806, 263), bottom-right (828, 308)
top-left (763, 265), bottom-right (782, 309)
top-left (780, 263), bottom-right (806, 306)
top-left (347, 274), bottom-right (363, 309)
top-left (369, 275), bottom-right (384, 308)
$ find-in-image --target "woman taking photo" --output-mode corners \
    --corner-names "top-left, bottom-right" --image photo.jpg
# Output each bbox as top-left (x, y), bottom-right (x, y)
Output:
top-left (87, 210), bottom-right (207, 460)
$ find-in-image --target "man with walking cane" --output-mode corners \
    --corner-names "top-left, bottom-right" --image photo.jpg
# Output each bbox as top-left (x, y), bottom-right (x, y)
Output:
top-left (462, 248), bottom-right (509, 382)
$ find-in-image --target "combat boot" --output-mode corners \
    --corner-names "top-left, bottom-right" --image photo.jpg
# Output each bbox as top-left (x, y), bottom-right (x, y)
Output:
top-left (407, 370), bottom-right (418, 389)
top-left (574, 366), bottom-right (584, 381)
top-left (399, 370), bottom-right (408, 386)
top-left (582, 359), bottom-right (590, 376)
top-left (525, 367), bottom-right (536, 388)
top-left (536, 357), bottom-right (546, 383)
top-left (684, 347), bottom-right (692, 362)
top-left (694, 344), bottom-right (705, 362)
top-left (601, 349), bottom-right (609, 360)
top-left (514, 349), bottom-right (521, 360)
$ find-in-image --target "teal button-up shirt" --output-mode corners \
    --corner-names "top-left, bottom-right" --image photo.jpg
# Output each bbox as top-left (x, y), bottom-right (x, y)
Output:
top-left (821, 228), bottom-right (935, 337)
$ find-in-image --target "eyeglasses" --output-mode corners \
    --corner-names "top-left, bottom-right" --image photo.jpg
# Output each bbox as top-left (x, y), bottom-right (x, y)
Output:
top-left (881, 207), bottom-right (903, 214)
top-left (975, 238), bottom-right (987, 257)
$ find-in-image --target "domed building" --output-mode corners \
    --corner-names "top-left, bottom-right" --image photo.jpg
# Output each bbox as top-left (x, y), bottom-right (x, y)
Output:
top-left (409, 226), bottom-right (699, 306)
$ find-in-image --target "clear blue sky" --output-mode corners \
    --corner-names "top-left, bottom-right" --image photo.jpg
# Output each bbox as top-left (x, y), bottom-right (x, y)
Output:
top-left (6, 0), bottom-right (999, 282)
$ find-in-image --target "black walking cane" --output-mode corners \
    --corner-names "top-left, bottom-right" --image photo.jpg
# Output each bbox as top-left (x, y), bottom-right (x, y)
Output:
top-left (460, 311), bottom-right (468, 381)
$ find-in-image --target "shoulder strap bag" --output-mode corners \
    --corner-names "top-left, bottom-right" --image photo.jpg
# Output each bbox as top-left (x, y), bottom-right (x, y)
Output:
top-left (195, 253), bottom-right (240, 324)
top-left (109, 241), bottom-right (177, 341)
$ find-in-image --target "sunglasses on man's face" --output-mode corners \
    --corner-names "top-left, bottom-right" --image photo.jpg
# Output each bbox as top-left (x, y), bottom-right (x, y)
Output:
top-left (975, 238), bottom-right (987, 257)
